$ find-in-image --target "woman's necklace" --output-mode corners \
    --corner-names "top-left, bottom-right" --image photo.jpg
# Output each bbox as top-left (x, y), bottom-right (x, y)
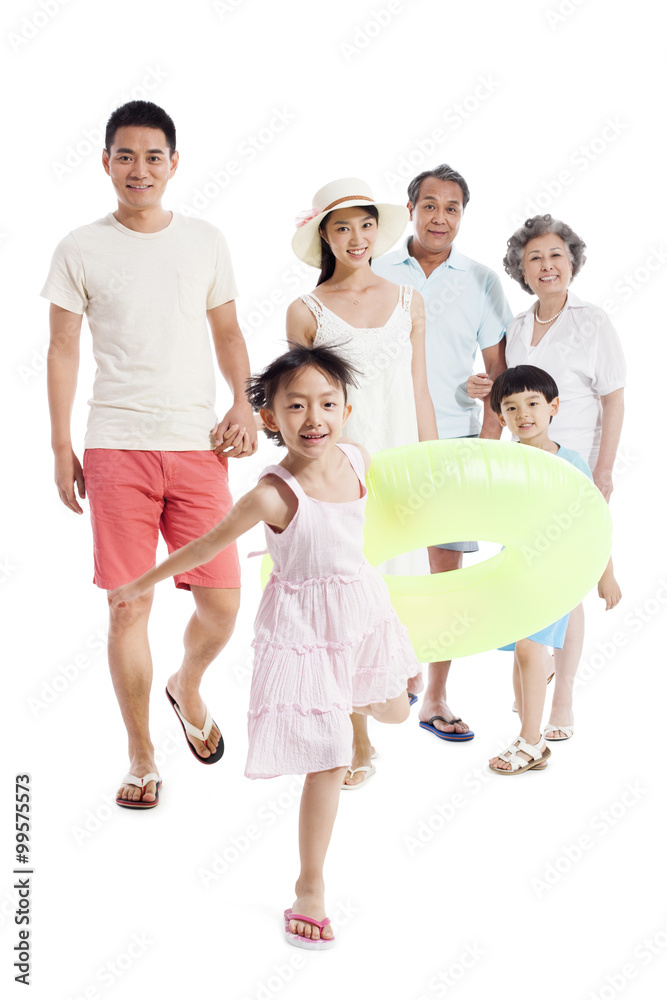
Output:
top-left (535, 301), bottom-right (566, 324)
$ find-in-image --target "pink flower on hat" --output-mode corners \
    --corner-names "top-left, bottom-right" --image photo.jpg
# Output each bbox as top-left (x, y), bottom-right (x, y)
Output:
top-left (295, 209), bottom-right (318, 230)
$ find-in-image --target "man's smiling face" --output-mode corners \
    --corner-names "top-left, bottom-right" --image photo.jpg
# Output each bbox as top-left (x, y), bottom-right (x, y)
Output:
top-left (408, 177), bottom-right (464, 257)
top-left (102, 125), bottom-right (178, 211)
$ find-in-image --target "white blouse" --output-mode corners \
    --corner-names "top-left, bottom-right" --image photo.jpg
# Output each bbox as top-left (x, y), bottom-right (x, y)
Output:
top-left (505, 291), bottom-right (626, 468)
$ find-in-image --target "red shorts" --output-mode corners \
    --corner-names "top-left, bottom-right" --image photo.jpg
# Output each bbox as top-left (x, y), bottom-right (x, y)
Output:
top-left (83, 450), bottom-right (241, 591)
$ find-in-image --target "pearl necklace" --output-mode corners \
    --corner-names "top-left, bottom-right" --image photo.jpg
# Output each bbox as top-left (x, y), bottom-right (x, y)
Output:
top-left (535, 303), bottom-right (566, 325)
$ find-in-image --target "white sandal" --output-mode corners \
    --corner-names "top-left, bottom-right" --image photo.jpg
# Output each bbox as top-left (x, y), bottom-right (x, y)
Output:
top-left (116, 771), bottom-right (162, 809)
top-left (545, 724), bottom-right (574, 741)
top-left (489, 736), bottom-right (551, 775)
top-left (341, 763), bottom-right (376, 789)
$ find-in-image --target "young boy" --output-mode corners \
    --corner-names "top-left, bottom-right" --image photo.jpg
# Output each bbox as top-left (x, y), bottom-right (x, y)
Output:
top-left (487, 365), bottom-right (621, 774)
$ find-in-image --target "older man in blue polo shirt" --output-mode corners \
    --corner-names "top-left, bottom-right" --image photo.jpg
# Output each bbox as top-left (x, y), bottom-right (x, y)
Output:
top-left (373, 164), bottom-right (512, 743)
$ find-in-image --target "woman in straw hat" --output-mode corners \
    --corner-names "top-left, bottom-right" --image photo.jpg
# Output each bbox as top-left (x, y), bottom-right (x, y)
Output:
top-left (287, 178), bottom-right (438, 788)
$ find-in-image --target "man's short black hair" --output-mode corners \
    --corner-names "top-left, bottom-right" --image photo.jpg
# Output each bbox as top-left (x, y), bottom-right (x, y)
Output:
top-left (105, 101), bottom-right (176, 155)
top-left (490, 365), bottom-right (560, 414)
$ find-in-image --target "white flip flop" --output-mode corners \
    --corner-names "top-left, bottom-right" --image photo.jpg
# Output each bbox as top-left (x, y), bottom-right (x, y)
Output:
top-left (544, 725), bottom-right (574, 741)
top-left (116, 772), bottom-right (162, 809)
top-left (341, 763), bottom-right (376, 789)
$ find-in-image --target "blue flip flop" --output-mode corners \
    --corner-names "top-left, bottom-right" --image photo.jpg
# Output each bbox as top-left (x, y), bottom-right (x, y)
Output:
top-left (419, 716), bottom-right (475, 742)
top-left (408, 693), bottom-right (418, 706)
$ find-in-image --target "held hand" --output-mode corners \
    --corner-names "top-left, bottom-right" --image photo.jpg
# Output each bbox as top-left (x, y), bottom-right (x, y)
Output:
top-left (211, 402), bottom-right (258, 459)
top-left (598, 573), bottom-right (622, 610)
top-left (54, 449), bottom-right (85, 514)
top-left (466, 373), bottom-right (493, 399)
top-left (593, 466), bottom-right (613, 502)
top-left (108, 581), bottom-right (145, 611)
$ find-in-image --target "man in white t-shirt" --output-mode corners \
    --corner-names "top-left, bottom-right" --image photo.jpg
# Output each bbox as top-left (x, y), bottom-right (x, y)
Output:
top-left (42, 101), bottom-right (257, 809)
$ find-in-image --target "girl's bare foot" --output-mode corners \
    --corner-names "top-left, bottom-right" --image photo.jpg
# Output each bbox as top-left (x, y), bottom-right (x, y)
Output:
top-left (289, 887), bottom-right (334, 941)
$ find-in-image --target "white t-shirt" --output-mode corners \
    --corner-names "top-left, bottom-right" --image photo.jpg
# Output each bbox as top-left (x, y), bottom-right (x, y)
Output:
top-left (505, 291), bottom-right (626, 468)
top-left (41, 212), bottom-right (238, 450)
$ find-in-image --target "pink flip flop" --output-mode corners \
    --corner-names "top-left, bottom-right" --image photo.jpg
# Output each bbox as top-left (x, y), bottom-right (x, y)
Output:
top-left (284, 908), bottom-right (335, 950)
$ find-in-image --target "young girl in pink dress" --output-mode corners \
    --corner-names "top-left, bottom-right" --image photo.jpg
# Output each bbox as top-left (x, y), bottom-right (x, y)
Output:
top-left (109, 344), bottom-right (417, 949)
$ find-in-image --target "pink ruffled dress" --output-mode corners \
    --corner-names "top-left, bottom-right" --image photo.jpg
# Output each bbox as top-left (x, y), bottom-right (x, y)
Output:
top-left (245, 443), bottom-right (418, 779)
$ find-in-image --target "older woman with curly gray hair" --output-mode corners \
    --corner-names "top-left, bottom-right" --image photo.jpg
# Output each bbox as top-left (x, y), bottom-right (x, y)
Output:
top-left (469, 214), bottom-right (625, 488)
top-left (467, 214), bottom-right (625, 743)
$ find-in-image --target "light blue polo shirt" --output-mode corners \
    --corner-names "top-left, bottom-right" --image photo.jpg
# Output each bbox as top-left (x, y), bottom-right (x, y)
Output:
top-left (372, 239), bottom-right (513, 438)
top-left (555, 444), bottom-right (592, 480)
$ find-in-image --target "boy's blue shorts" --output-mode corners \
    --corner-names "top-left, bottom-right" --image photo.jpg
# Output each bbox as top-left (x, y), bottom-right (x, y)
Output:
top-left (499, 612), bottom-right (570, 652)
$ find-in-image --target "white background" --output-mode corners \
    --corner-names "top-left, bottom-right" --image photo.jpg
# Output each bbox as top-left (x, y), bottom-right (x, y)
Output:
top-left (2, 1), bottom-right (665, 998)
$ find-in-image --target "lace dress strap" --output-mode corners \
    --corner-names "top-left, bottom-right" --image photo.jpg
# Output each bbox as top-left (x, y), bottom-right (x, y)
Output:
top-left (300, 293), bottom-right (325, 327)
top-left (399, 284), bottom-right (413, 312)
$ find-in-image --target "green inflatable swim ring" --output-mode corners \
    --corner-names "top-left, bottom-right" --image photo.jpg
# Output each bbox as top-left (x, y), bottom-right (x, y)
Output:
top-left (261, 439), bottom-right (612, 661)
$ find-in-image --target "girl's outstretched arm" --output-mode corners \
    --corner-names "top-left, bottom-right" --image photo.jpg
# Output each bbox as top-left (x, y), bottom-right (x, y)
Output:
top-left (108, 478), bottom-right (293, 609)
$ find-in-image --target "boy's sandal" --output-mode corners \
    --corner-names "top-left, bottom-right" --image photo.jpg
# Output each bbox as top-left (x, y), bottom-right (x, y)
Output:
top-left (165, 687), bottom-right (224, 764)
top-left (284, 909), bottom-right (335, 950)
top-left (341, 763), bottom-right (376, 789)
top-left (544, 725), bottom-right (574, 741)
top-left (489, 736), bottom-right (551, 775)
top-left (116, 772), bottom-right (162, 809)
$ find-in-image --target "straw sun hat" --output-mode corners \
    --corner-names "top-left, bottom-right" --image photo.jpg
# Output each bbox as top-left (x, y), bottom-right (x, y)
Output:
top-left (292, 177), bottom-right (409, 267)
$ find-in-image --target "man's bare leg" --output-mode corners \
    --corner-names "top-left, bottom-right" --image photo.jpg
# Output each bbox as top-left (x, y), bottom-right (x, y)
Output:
top-left (166, 585), bottom-right (240, 758)
top-left (418, 546), bottom-right (470, 735)
top-left (108, 590), bottom-right (159, 804)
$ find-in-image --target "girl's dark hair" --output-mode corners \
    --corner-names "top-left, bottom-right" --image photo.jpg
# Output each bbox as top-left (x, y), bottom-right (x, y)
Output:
top-left (490, 365), bottom-right (560, 414)
top-left (316, 205), bottom-right (379, 286)
top-left (246, 344), bottom-right (359, 445)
